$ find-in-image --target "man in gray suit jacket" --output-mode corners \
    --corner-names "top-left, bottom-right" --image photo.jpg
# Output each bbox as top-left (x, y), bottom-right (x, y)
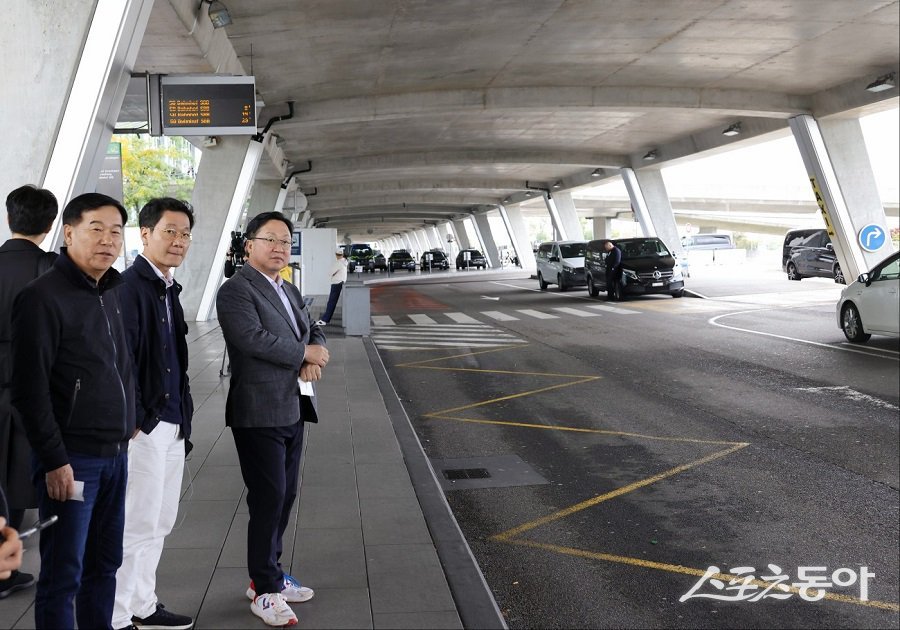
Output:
top-left (216, 211), bottom-right (329, 628)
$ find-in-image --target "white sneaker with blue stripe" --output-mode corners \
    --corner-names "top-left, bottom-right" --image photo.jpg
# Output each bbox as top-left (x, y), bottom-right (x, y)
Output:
top-left (247, 575), bottom-right (315, 603)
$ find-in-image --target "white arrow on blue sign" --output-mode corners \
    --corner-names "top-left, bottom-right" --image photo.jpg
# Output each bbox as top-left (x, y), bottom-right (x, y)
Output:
top-left (858, 224), bottom-right (886, 252)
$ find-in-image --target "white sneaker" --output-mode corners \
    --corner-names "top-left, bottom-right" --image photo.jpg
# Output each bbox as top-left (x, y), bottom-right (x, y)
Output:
top-left (314, 319), bottom-right (327, 326)
top-left (250, 592), bottom-right (297, 627)
top-left (247, 576), bottom-right (315, 603)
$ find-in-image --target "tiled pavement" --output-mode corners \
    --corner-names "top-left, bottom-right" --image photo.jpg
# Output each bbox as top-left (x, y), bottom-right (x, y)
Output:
top-left (2, 316), bottom-right (505, 629)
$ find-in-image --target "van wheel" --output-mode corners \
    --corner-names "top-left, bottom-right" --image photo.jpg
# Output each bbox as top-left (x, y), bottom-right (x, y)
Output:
top-left (557, 274), bottom-right (568, 291)
top-left (587, 275), bottom-right (599, 297)
top-left (671, 289), bottom-right (684, 298)
top-left (841, 303), bottom-right (870, 343)
top-left (834, 264), bottom-right (845, 284)
top-left (786, 262), bottom-right (802, 281)
top-left (538, 272), bottom-right (548, 290)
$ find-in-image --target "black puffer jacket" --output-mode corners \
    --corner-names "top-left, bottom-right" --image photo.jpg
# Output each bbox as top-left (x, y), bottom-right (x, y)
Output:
top-left (11, 248), bottom-right (136, 471)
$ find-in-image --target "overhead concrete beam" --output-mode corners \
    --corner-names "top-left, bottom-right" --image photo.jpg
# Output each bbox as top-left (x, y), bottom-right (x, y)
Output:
top-left (811, 66), bottom-right (900, 119)
top-left (276, 87), bottom-right (811, 131)
top-left (309, 194), bottom-right (496, 211)
top-left (311, 179), bottom-right (532, 197)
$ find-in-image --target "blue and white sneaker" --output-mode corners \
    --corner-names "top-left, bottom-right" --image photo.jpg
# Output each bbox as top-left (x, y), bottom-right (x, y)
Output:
top-left (247, 575), bottom-right (314, 604)
top-left (250, 592), bottom-right (297, 627)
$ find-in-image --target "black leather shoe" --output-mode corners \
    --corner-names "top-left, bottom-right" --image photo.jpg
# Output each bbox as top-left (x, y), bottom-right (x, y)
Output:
top-left (0, 571), bottom-right (35, 599)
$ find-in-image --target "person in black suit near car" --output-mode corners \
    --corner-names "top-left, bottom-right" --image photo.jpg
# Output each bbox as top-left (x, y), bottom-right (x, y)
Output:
top-left (0, 184), bottom-right (58, 599)
top-left (603, 240), bottom-right (624, 300)
top-left (216, 211), bottom-right (328, 628)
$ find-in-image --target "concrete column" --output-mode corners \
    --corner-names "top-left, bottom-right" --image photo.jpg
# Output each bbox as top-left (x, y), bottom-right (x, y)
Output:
top-left (547, 192), bottom-right (583, 242)
top-left (403, 233), bottom-right (415, 252)
top-left (247, 180), bottom-right (281, 216)
top-left (498, 204), bottom-right (536, 271)
top-left (626, 168), bottom-right (682, 254)
top-left (472, 212), bottom-right (500, 268)
top-left (789, 115), bottom-right (875, 281)
top-left (178, 135), bottom-right (259, 321)
top-left (0, 0), bottom-right (155, 245)
top-left (592, 217), bottom-right (612, 239)
top-left (819, 116), bottom-right (894, 271)
top-left (452, 219), bottom-right (472, 249)
top-left (428, 225), bottom-right (443, 250)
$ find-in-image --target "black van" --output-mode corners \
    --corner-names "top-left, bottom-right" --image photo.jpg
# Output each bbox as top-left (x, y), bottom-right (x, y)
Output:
top-left (585, 237), bottom-right (685, 300)
top-left (782, 228), bottom-right (844, 283)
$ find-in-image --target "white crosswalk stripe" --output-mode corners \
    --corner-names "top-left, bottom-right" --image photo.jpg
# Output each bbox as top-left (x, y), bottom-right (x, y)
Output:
top-left (445, 312), bottom-right (482, 323)
top-left (481, 310), bottom-right (519, 321)
top-left (516, 309), bottom-right (558, 319)
top-left (552, 307), bottom-right (600, 317)
top-left (371, 321), bottom-right (526, 351)
top-left (409, 313), bottom-right (438, 325)
top-left (583, 303), bottom-right (641, 315)
top-left (371, 315), bottom-right (396, 326)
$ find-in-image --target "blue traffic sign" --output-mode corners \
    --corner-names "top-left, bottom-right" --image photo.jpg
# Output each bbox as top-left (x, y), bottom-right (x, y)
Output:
top-left (858, 224), bottom-right (886, 252)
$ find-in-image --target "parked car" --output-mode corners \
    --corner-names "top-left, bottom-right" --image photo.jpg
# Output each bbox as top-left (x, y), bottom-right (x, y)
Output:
top-left (783, 228), bottom-right (845, 284)
top-left (368, 250), bottom-right (387, 271)
top-left (388, 249), bottom-right (416, 272)
top-left (535, 240), bottom-right (587, 291)
top-left (584, 237), bottom-right (685, 299)
top-left (421, 249), bottom-right (450, 270)
top-left (836, 250), bottom-right (900, 343)
top-left (347, 243), bottom-right (375, 272)
top-left (455, 249), bottom-right (487, 270)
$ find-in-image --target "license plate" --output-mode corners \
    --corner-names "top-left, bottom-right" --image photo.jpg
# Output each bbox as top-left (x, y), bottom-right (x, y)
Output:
top-left (652, 282), bottom-right (663, 287)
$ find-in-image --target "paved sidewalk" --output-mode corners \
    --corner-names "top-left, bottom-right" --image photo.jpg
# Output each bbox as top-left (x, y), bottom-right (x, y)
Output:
top-left (2, 319), bottom-right (504, 629)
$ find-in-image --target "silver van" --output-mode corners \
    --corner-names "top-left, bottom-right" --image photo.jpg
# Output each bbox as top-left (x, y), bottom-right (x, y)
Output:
top-left (535, 240), bottom-right (587, 291)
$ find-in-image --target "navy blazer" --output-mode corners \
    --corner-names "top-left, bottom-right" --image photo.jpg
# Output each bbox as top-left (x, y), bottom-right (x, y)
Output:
top-left (216, 264), bottom-right (325, 429)
top-left (118, 256), bottom-right (194, 451)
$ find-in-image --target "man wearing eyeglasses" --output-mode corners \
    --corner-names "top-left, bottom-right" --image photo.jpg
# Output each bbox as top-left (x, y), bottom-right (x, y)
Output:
top-left (216, 211), bottom-right (328, 628)
top-left (11, 193), bottom-right (136, 629)
top-left (112, 198), bottom-right (195, 630)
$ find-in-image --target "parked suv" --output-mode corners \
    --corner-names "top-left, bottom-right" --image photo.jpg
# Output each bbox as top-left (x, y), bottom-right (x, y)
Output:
top-left (455, 249), bottom-right (487, 270)
top-left (681, 233), bottom-right (734, 250)
top-left (782, 228), bottom-right (845, 283)
top-left (535, 240), bottom-right (587, 291)
top-left (368, 250), bottom-right (387, 271)
top-left (421, 249), bottom-right (450, 270)
top-left (388, 249), bottom-right (416, 272)
top-left (585, 237), bottom-right (685, 299)
top-left (347, 243), bottom-right (375, 272)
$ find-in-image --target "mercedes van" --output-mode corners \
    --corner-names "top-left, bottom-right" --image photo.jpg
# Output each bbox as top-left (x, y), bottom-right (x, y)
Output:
top-left (585, 237), bottom-right (684, 299)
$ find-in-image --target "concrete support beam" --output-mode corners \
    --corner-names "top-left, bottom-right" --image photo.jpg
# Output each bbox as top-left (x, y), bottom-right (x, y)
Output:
top-left (179, 135), bottom-right (260, 321)
top-left (499, 204), bottom-right (537, 272)
top-left (403, 233), bottom-right (415, 252)
top-left (789, 115), bottom-right (873, 282)
top-left (592, 217), bottom-right (612, 240)
top-left (472, 212), bottom-right (500, 268)
top-left (452, 219), bottom-right (472, 249)
top-left (550, 192), bottom-right (584, 241)
top-left (628, 169), bottom-right (682, 253)
top-left (247, 181), bottom-right (282, 216)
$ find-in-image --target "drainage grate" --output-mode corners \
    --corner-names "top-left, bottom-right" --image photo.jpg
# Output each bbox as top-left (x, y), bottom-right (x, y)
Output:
top-left (442, 467), bottom-right (491, 481)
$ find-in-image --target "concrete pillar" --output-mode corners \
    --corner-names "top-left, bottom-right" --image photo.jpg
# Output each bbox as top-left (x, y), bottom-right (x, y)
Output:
top-left (819, 116), bottom-right (894, 272)
top-left (625, 168), bottom-right (682, 254)
top-left (472, 212), bottom-right (500, 268)
top-left (498, 204), bottom-right (536, 271)
top-left (428, 225), bottom-right (443, 250)
top-left (452, 219), bottom-right (472, 249)
top-left (178, 135), bottom-right (259, 321)
top-left (789, 115), bottom-right (877, 282)
top-left (546, 192), bottom-right (583, 242)
top-left (592, 217), bottom-right (612, 240)
top-left (0, 0), bottom-right (155, 245)
top-left (403, 233), bottom-right (415, 252)
top-left (247, 180), bottom-right (281, 216)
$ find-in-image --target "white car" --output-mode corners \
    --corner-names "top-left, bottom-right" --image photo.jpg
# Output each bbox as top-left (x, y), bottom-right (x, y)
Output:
top-left (836, 251), bottom-right (900, 343)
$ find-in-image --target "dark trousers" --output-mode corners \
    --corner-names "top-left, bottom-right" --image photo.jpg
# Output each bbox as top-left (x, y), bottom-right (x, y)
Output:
top-left (320, 281), bottom-right (344, 323)
top-left (34, 451), bottom-right (127, 630)
top-left (232, 421), bottom-right (304, 595)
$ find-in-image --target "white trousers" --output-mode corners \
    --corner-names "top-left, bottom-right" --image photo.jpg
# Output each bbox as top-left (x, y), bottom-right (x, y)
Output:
top-left (112, 422), bottom-right (185, 627)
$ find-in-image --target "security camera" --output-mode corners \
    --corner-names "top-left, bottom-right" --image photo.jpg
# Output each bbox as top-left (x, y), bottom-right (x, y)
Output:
top-left (202, 136), bottom-right (218, 148)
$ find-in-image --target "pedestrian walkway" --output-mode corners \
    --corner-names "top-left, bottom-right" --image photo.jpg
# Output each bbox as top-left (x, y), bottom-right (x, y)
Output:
top-left (1, 321), bottom-right (505, 630)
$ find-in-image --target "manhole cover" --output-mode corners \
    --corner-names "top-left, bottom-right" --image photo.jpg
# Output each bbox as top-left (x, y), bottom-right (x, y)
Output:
top-left (442, 468), bottom-right (491, 481)
top-left (431, 454), bottom-right (548, 491)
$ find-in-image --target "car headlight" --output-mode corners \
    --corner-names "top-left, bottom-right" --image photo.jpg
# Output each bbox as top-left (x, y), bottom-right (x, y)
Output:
top-left (563, 265), bottom-right (574, 273)
top-left (671, 266), bottom-right (683, 281)
top-left (623, 269), bottom-right (639, 280)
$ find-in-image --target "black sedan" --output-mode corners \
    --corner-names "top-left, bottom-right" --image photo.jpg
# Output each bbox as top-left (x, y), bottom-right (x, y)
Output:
top-left (367, 250), bottom-right (387, 271)
top-left (388, 250), bottom-right (417, 272)
top-left (421, 250), bottom-right (450, 270)
top-left (455, 249), bottom-right (487, 270)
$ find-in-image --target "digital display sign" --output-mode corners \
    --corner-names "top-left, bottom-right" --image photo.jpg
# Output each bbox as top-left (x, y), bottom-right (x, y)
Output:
top-left (160, 75), bottom-right (256, 136)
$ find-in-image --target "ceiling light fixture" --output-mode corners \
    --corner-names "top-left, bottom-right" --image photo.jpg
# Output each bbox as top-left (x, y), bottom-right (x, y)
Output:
top-left (552, 180), bottom-right (562, 189)
top-left (642, 150), bottom-right (658, 161)
top-left (866, 72), bottom-right (896, 93)
top-left (502, 197), bottom-right (511, 203)
top-left (722, 122), bottom-right (742, 137)
top-left (590, 168), bottom-right (602, 177)
top-left (201, 0), bottom-right (232, 28)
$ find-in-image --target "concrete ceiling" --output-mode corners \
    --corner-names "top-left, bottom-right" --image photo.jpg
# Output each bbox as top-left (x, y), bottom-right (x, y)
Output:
top-left (132, 0), bottom-right (900, 241)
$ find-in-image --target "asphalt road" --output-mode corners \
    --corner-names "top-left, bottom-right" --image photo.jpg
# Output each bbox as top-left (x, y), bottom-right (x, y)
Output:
top-left (367, 266), bottom-right (899, 629)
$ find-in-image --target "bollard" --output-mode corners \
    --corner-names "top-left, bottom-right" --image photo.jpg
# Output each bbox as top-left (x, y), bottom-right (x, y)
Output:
top-left (342, 281), bottom-right (370, 335)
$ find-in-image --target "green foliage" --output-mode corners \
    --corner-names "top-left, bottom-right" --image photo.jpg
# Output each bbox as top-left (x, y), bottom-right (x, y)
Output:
top-left (114, 135), bottom-right (196, 225)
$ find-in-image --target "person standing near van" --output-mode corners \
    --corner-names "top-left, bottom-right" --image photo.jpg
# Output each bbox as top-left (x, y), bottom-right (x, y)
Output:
top-left (0, 184), bottom-right (59, 599)
top-left (603, 240), bottom-right (623, 300)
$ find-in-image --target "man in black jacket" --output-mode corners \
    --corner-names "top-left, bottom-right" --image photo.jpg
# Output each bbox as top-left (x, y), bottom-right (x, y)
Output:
top-left (603, 240), bottom-right (624, 301)
top-left (11, 192), bottom-right (135, 630)
top-left (112, 198), bottom-right (195, 630)
top-left (0, 184), bottom-right (58, 599)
